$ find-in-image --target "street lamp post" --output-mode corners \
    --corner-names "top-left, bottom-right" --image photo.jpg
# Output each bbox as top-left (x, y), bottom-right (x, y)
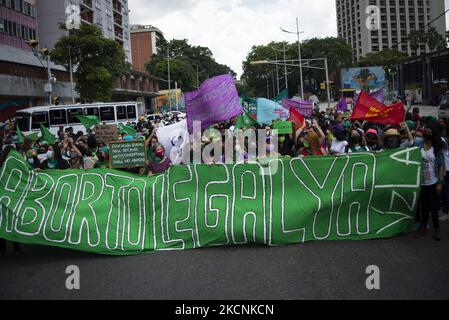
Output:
top-left (283, 42), bottom-right (288, 91)
top-left (281, 18), bottom-right (305, 99)
top-left (68, 46), bottom-right (75, 104)
top-left (275, 53), bottom-right (280, 95)
top-left (167, 49), bottom-right (172, 111)
top-left (250, 58), bottom-right (331, 108)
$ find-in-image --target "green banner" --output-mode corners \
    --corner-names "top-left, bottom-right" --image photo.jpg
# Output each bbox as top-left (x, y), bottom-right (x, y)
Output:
top-left (0, 149), bottom-right (421, 255)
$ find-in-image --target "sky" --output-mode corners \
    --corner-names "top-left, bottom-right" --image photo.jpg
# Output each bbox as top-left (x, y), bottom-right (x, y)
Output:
top-left (129, 0), bottom-right (449, 78)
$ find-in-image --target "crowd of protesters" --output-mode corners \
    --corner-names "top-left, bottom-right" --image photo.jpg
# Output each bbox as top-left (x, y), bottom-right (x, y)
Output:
top-left (0, 105), bottom-right (448, 254)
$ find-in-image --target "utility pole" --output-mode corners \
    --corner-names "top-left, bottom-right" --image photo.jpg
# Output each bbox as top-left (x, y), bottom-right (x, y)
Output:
top-left (283, 42), bottom-right (288, 91)
top-left (167, 48), bottom-right (172, 111)
top-left (296, 17), bottom-right (304, 100)
top-left (275, 52), bottom-right (280, 95)
top-left (325, 58), bottom-right (331, 111)
top-left (68, 46), bottom-right (75, 104)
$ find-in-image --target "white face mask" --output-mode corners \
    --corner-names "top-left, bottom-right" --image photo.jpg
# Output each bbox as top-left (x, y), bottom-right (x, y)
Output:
top-left (47, 151), bottom-right (55, 160)
top-left (27, 158), bottom-right (34, 165)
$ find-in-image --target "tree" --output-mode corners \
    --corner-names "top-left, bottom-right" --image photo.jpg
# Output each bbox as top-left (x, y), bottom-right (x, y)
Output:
top-left (241, 37), bottom-right (352, 98)
top-left (408, 26), bottom-right (447, 52)
top-left (147, 39), bottom-right (236, 92)
top-left (50, 23), bottom-right (130, 102)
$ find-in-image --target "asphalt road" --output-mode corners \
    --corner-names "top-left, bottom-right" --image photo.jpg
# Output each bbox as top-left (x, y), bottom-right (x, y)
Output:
top-left (0, 221), bottom-right (448, 300)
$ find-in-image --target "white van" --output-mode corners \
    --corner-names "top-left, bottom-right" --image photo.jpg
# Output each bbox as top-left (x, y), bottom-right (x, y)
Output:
top-left (14, 102), bottom-right (145, 136)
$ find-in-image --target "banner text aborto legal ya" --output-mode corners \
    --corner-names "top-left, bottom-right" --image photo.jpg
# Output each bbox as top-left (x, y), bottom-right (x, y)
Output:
top-left (0, 149), bottom-right (421, 255)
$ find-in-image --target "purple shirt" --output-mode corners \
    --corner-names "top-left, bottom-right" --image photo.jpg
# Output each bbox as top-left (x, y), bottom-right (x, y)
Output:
top-left (149, 158), bottom-right (171, 174)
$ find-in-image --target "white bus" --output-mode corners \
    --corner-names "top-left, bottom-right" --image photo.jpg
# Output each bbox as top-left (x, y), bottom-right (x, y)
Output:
top-left (14, 102), bottom-right (145, 136)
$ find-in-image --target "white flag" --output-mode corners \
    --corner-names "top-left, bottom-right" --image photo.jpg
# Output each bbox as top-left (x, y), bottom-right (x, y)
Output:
top-left (156, 120), bottom-right (190, 165)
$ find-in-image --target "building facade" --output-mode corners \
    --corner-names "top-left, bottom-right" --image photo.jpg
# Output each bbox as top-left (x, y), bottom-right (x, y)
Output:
top-left (130, 24), bottom-right (163, 72)
top-left (36, 0), bottom-right (132, 63)
top-left (0, 0), bottom-right (78, 122)
top-left (336, 0), bottom-right (447, 61)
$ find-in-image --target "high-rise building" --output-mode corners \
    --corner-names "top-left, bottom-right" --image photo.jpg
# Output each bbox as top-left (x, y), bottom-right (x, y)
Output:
top-left (336, 0), bottom-right (447, 61)
top-left (0, 0), bottom-right (77, 120)
top-left (130, 24), bottom-right (164, 72)
top-left (36, 0), bottom-right (132, 63)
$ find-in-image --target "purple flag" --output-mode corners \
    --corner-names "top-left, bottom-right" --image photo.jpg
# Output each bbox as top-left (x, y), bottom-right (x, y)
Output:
top-left (185, 74), bottom-right (242, 132)
top-left (281, 99), bottom-right (313, 117)
top-left (336, 98), bottom-right (348, 112)
top-left (370, 89), bottom-right (385, 104)
top-left (354, 89), bottom-right (385, 104)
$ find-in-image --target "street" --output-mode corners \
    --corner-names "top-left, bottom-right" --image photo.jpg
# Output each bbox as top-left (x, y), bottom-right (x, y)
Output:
top-left (1, 222), bottom-right (448, 300)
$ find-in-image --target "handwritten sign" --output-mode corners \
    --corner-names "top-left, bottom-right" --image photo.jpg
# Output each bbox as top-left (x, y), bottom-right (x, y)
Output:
top-left (94, 124), bottom-right (119, 145)
top-left (109, 141), bottom-right (147, 169)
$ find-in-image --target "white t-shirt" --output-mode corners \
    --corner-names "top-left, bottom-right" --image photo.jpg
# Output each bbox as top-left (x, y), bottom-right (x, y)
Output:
top-left (421, 147), bottom-right (438, 186)
top-left (331, 139), bottom-right (348, 155)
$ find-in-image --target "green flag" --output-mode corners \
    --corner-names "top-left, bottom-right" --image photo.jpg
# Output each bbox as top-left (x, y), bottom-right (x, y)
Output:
top-left (39, 123), bottom-right (56, 145)
top-left (16, 124), bottom-right (24, 145)
top-left (76, 115), bottom-right (100, 130)
top-left (16, 125), bottom-right (40, 144)
top-left (272, 89), bottom-right (289, 102)
top-left (235, 110), bottom-right (259, 129)
top-left (119, 124), bottom-right (137, 137)
top-left (26, 132), bottom-right (40, 142)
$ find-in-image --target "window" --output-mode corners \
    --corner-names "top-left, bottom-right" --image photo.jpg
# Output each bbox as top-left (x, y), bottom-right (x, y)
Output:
top-left (31, 112), bottom-right (49, 130)
top-left (49, 109), bottom-right (67, 126)
top-left (84, 107), bottom-right (99, 116)
top-left (126, 105), bottom-right (136, 120)
top-left (15, 114), bottom-right (30, 132)
top-left (100, 107), bottom-right (115, 121)
top-left (67, 108), bottom-right (83, 124)
top-left (116, 106), bottom-right (127, 120)
top-left (0, 18), bottom-right (4, 33)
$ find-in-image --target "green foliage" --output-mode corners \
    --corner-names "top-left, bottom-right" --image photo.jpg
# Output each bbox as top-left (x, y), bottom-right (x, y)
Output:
top-left (408, 27), bottom-right (447, 51)
top-left (147, 39), bottom-right (236, 92)
top-left (50, 23), bottom-right (130, 102)
top-left (241, 37), bottom-right (352, 97)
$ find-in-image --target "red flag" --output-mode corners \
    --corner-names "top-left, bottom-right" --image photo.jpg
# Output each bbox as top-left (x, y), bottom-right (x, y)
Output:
top-left (351, 91), bottom-right (405, 125)
top-left (287, 107), bottom-right (305, 128)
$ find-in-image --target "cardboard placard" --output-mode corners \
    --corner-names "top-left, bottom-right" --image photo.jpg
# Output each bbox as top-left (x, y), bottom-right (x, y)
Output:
top-left (109, 140), bottom-right (147, 169)
top-left (94, 124), bottom-right (119, 144)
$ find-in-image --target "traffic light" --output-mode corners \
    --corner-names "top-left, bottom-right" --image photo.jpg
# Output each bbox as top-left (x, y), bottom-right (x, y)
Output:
top-left (52, 96), bottom-right (60, 105)
top-left (26, 39), bottom-right (39, 50)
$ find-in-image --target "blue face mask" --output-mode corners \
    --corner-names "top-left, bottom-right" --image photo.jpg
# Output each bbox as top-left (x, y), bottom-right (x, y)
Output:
top-left (414, 137), bottom-right (424, 148)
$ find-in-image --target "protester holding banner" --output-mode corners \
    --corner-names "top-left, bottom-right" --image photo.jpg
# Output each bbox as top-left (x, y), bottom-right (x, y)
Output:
top-left (330, 124), bottom-right (349, 155)
top-left (302, 130), bottom-right (328, 157)
top-left (41, 145), bottom-right (70, 170)
top-left (146, 144), bottom-right (172, 177)
top-left (416, 124), bottom-right (445, 241)
top-left (347, 129), bottom-right (370, 153)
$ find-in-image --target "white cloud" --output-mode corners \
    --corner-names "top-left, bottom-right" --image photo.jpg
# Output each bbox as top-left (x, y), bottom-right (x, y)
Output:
top-left (129, 0), bottom-right (337, 78)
